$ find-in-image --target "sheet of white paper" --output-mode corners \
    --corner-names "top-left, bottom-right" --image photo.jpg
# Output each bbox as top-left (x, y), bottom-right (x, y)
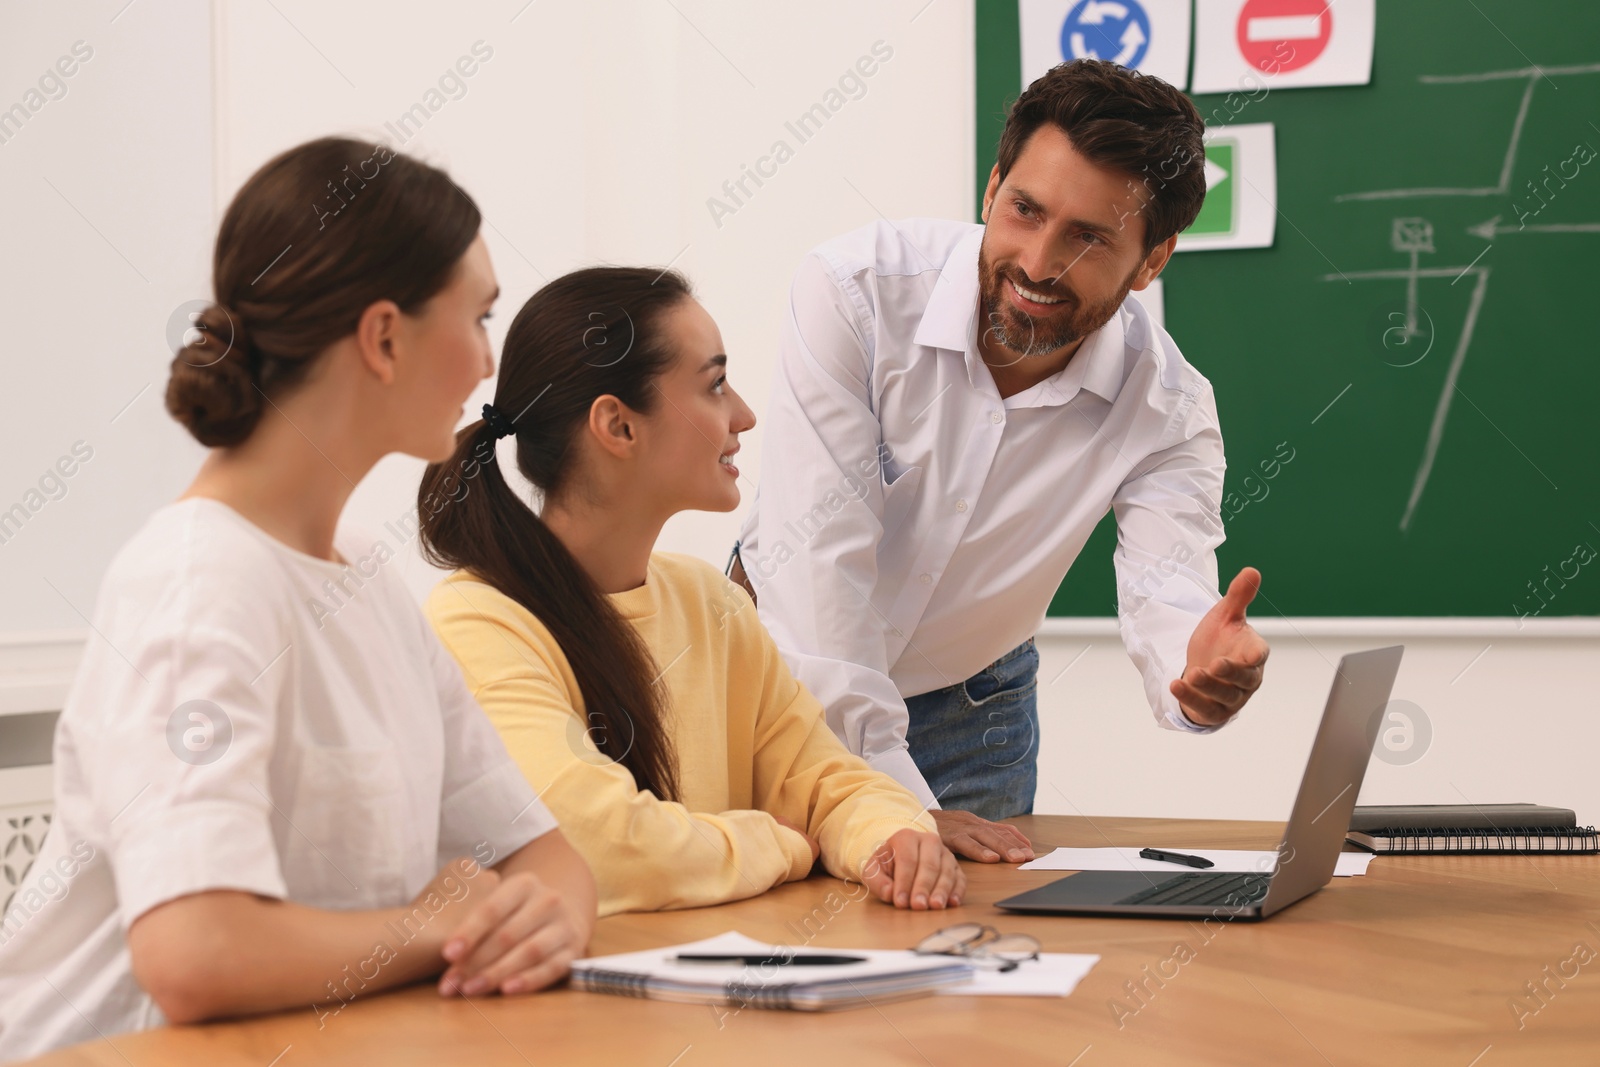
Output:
top-left (1191, 0), bottom-right (1375, 94)
top-left (1018, 847), bottom-right (1374, 877)
top-left (1174, 123), bottom-right (1277, 253)
top-left (1019, 0), bottom-right (1193, 90)
top-left (937, 952), bottom-right (1100, 997)
top-left (1334, 852), bottom-right (1374, 876)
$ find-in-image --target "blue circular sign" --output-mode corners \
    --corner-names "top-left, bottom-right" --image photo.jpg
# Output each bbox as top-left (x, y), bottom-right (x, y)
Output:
top-left (1060, 0), bottom-right (1152, 69)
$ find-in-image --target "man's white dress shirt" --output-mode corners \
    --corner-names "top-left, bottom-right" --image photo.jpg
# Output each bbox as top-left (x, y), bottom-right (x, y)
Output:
top-left (739, 218), bottom-right (1227, 807)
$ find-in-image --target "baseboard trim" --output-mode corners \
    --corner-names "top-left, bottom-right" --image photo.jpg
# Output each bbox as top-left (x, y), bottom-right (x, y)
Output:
top-left (0, 630), bottom-right (85, 717)
top-left (1039, 617), bottom-right (1600, 639)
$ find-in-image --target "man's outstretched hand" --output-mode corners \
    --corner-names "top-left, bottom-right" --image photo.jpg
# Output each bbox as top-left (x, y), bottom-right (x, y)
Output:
top-left (931, 809), bottom-right (1035, 863)
top-left (1171, 566), bottom-right (1270, 727)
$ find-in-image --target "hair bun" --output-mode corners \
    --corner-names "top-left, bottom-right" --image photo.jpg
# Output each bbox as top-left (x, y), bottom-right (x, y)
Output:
top-left (164, 303), bottom-right (263, 447)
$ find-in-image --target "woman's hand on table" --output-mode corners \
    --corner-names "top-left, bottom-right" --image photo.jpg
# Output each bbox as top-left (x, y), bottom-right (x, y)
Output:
top-left (863, 829), bottom-right (965, 909)
top-left (432, 860), bottom-right (588, 997)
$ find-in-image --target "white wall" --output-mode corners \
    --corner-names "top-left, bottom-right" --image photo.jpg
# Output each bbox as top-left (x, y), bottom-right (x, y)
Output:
top-left (1034, 623), bottom-right (1600, 822)
top-left (0, 0), bottom-right (212, 633)
top-left (3, 0), bottom-right (1596, 824)
top-left (212, 0), bottom-right (973, 598)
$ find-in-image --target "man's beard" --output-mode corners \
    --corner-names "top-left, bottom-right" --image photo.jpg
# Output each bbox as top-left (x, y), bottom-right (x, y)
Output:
top-left (977, 249), bottom-right (1138, 361)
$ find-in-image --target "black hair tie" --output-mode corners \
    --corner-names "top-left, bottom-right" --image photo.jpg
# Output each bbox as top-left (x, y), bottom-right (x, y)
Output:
top-left (482, 402), bottom-right (518, 440)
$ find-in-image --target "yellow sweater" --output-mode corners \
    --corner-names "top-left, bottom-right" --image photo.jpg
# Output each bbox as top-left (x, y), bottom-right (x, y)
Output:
top-left (424, 552), bottom-right (935, 916)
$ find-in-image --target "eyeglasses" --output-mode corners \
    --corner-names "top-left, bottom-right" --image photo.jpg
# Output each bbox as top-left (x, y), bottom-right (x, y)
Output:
top-left (913, 923), bottom-right (1041, 972)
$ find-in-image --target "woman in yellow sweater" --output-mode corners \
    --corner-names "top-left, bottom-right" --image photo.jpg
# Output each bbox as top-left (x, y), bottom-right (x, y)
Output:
top-left (417, 266), bottom-right (964, 916)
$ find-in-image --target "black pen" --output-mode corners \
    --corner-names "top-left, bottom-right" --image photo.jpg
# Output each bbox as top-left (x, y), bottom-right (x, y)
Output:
top-left (1139, 847), bottom-right (1215, 869)
top-left (670, 954), bottom-right (867, 966)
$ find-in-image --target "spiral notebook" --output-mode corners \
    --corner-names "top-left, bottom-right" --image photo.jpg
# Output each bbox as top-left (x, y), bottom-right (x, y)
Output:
top-left (1345, 804), bottom-right (1598, 854)
top-left (570, 932), bottom-right (974, 1012)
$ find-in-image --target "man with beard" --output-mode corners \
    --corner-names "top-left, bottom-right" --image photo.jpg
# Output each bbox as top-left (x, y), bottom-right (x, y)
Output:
top-left (731, 59), bottom-right (1269, 863)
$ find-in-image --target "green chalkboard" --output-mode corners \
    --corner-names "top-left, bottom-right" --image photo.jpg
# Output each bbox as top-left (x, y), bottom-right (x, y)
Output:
top-left (977, 0), bottom-right (1600, 618)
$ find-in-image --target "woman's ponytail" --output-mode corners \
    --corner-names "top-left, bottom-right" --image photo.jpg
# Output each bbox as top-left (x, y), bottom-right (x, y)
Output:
top-left (419, 268), bottom-right (696, 802)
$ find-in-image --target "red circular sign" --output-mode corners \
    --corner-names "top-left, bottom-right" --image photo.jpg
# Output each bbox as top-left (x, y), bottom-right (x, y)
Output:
top-left (1236, 0), bottom-right (1332, 74)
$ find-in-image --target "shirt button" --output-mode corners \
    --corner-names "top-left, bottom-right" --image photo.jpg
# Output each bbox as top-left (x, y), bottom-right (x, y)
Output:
top-left (919, 573), bottom-right (932, 584)
top-left (990, 411), bottom-right (1003, 424)
top-left (955, 499), bottom-right (968, 512)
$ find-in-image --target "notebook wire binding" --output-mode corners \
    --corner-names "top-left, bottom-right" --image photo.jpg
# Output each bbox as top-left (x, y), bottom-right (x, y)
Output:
top-left (1345, 825), bottom-right (1599, 854)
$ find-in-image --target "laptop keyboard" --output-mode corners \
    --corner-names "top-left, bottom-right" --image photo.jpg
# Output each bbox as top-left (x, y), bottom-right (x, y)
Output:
top-left (1118, 872), bottom-right (1272, 908)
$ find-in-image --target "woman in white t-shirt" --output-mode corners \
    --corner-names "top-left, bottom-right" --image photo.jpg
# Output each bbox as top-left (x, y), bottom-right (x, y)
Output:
top-left (0, 137), bottom-right (595, 1061)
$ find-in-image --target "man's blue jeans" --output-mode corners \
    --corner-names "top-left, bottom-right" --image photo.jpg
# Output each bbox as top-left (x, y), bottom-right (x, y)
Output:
top-left (904, 638), bottom-right (1040, 820)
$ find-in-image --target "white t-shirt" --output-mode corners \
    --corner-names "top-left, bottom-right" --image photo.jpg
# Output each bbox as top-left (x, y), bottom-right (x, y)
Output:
top-left (0, 498), bottom-right (558, 1061)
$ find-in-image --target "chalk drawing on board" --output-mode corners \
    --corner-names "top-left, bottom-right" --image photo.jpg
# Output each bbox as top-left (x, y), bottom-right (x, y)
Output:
top-left (1334, 62), bottom-right (1600, 203)
top-left (1321, 224), bottom-right (1489, 533)
top-left (1385, 216), bottom-right (1436, 360)
top-left (1325, 62), bottom-right (1599, 531)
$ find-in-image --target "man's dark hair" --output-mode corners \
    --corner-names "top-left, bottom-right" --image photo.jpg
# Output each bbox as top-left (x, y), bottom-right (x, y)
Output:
top-left (995, 58), bottom-right (1207, 255)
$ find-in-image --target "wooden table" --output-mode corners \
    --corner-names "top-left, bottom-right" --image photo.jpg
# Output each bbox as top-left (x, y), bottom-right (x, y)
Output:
top-left (26, 816), bottom-right (1600, 1066)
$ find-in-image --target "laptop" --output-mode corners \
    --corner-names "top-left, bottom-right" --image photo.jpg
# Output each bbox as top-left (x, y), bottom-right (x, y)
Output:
top-left (996, 645), bottom-right (1405, 921)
